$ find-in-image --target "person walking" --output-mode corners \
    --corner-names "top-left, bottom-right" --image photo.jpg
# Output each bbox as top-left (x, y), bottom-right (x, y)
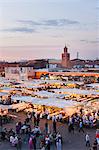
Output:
top-left (29, 137), bottom-right (33, 150)
top-left (79, 121), bottom-right (84, 133)
top-left (53, 120), bottom-right (56, 133)
top-left (32, 135), bottom-right (36, 150)
top-left (36, 113), bottom-right (40, 126)
top-left (56, 138), bottom-right (62, 150)
top-left (16, 137), bottom-right (22, 150)
top-left (45, 135), bottom-right (50, 150)
top-left (52, 115), bottom-right (57, 133)
top-left (45, 120), bottom-right (49, 134)
top-left (92, 138), bottom-right (98, 150)
top-left (56, 133), bottom-right (62, 150)
top-left (85, 133), bottom-right (90, 147)
top-left (34, 115), bottom-right (37, 127)
top-left (96, 129), bottom-right (99, 145)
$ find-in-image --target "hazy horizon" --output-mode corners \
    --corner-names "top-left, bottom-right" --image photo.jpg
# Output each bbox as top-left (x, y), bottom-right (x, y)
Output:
top-left (0, 0), bottom-right (98, 61)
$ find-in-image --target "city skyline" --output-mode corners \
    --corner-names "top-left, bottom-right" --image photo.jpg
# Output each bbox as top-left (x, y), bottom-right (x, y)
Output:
top-left (0, 0), bottom-right (98, 61)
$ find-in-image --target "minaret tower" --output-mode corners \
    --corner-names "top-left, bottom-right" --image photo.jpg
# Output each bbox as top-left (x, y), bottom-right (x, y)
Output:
top-left (61, 45), bottom-right (70, 68)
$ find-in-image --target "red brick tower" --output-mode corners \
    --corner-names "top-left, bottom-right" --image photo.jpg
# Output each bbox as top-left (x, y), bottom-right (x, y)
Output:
top-left (61, 46), bottom-right (70, 68)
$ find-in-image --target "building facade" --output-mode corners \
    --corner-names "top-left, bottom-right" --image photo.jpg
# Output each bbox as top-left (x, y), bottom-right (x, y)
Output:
top-left (5, 66), bottom-right (35, 80)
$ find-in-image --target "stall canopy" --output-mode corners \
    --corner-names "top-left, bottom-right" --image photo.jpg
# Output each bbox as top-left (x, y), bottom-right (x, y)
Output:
top-left (0, 104), bottom-right (11, 110)
top-left (11, 95), bottom-right (79, 108)
top-left (51, 88), bottom-right (99, 95)
top-left (0, 87), bottom-right (14, 93)
top-left (33, 91), bottom-right (56, 98)
top-left (0, 92), bottom-right (9, 97)
top-left (86, 83), bottom-right (99, 90)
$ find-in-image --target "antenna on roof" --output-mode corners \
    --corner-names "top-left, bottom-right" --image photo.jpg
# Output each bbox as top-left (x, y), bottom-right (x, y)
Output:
top-left (77, 52), bottom-right (79, 59)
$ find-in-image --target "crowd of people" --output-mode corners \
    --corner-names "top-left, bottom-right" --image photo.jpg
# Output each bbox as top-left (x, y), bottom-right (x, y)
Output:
top-left (0, 110), bottom-right (63, 150)
top-left (0, 108), bottom-right (99, 150)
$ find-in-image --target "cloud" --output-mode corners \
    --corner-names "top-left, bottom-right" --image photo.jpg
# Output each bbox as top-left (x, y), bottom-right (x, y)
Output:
top-left (43, 19), bottom-right (79, 26)
top-left (18, 19), bottom-right (80, 27)
top-left (90, 41), bottom-right (99, 44)
top-left (18, 20), bottom-right (41, 26)
top-left (1, 27), bottom-right (36, 33)
top-left (80, 39), bottom-right (99, 44)
top-left (80, 40), bottom-right (89, 43)
top-left (1, 18), bottom-right (80, 34)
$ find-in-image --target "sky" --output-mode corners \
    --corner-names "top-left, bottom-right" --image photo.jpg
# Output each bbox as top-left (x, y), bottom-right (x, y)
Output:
top-left (0, 0), bottom-right (98, 61)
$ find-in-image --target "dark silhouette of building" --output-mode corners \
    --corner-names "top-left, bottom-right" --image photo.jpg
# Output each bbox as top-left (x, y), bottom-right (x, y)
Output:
top-left (70, 59), bottom-right (99, 69)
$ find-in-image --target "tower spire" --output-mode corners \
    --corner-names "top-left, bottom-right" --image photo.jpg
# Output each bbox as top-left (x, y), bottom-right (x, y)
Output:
top-left (64, 44), bottom-right (68, 53)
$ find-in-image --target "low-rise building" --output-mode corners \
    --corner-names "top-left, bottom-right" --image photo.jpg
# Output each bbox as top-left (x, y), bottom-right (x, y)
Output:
top-left (5, 66), bottom-right (35, 81)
